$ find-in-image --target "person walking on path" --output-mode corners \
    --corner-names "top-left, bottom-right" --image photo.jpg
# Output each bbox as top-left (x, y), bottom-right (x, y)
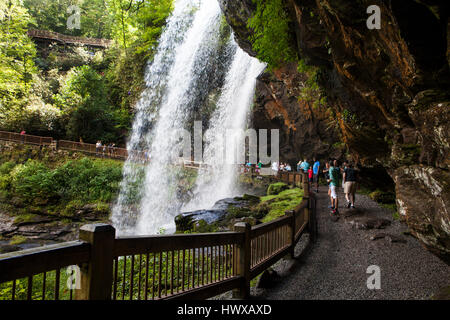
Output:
top-left (327, 160), bottom-right (340, 215)
top-left (313, 157), bottom-right (320, 193)
top-left (343, 161), bottom-right (358, 208)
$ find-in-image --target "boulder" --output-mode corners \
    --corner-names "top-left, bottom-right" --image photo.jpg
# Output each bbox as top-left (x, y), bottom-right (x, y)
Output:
top-left (257, 268), bottom-right (281, 289)
top-left (267, 182), bottom-right (289, 195)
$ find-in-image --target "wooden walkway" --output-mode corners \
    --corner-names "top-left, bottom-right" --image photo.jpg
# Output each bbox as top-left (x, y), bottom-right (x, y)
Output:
top-left (28, 29), bottom-right (112, 48)
top-left (0, 130), bottom-right (205, 169)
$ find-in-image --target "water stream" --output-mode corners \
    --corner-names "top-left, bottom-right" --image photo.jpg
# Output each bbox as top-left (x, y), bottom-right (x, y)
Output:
top-left (112, 0), bottom-right (265, 236)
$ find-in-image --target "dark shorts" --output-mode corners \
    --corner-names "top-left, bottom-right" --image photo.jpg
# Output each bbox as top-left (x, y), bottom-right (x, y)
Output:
top-left (313, 174), bottom-right (319, 183)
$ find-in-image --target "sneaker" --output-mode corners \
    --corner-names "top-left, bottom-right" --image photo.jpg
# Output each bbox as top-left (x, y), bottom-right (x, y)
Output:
top-left (346, 202), bottom-right (351, 208)
top-left (334, 209), bottom-right (340, 215)
top-left (351, 204), bottom-right (355, 209)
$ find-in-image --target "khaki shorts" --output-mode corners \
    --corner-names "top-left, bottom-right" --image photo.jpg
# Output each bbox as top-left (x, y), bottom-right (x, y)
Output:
top-left (344, 181), bottom-right (356, 194)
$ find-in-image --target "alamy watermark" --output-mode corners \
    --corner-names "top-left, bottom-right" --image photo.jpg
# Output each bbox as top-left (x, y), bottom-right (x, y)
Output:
top-left (171, 121), bottom-right (280, 175)
top-left (66, 265), bottom-right (81, 290)
top-left (366, 265), bottom-right (381, 290)
top-left (67, 5), bottom-right (81, 30)
top-left (367, 5), bottom-right (381, 29)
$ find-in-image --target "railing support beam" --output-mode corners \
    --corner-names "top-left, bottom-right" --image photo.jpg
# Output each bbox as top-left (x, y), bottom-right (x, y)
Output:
top-left (76, 224), bottom-right (115, 300)
top-left (232, 222), bottom-right (251, 299)
top-left (285, 210), bottom-right (296, 258)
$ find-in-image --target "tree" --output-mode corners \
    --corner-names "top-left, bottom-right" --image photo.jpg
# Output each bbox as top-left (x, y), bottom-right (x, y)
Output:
top-left (53, 65), bottom-right (117, 142)
top-left (0, 0), bottom-right (37, 114)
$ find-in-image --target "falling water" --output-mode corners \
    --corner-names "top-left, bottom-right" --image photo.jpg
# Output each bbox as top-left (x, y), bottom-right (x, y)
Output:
top-left (112, 0), bottom-right (266, 236)
top-left (183, 45), bottom-right (266, 212)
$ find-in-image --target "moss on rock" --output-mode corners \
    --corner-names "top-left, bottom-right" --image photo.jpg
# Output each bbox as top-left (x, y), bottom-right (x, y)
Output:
top-left (267, 182), bottom-right (289, 195)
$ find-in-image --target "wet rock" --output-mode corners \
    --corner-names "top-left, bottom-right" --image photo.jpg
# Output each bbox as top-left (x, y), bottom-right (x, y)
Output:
top-left (175, 198), bottom-right (242, 232)
top-left (220, 0), bottom-right (450, 262)
top-left (370, 233), bottom-right (407, 243)
top-left (348, 217), bottom-right (391, 230)
top-left (14, 216), bottom-right (53, 226)
top-left (393, 165), bottom-right (450, 263)
top-left (0, 244), bottom-right (21, 254)
top-left (217, 0), bottom-right (257, 57)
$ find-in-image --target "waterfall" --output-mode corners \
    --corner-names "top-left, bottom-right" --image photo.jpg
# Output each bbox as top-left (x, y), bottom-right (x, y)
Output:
top-left (182, 45), bottom-right (266, 212)
top-left (112, 0), bottom-right (265, 236)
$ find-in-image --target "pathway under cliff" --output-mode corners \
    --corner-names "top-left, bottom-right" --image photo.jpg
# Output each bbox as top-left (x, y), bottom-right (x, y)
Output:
top-left (250, 186), bottom-right (450, 300)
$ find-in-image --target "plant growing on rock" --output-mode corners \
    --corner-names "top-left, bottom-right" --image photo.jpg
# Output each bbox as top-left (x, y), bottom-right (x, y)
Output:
top-left (247, 0), bottom-right (297, 69)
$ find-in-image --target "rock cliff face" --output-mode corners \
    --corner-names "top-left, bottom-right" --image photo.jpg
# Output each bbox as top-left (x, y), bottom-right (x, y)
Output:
top-left (219, 0), bottom-right (450, 262)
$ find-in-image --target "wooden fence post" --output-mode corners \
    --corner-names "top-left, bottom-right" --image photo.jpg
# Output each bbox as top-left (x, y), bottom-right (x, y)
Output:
top-left (285, 210), bottom-right (296, 258)
top-left (232, 222), bottom-right (251, 299)
top-left (75, 224), bottom-right (115, 300)
top-left (308, 194), bottom-right (317, 243)
top-left (302, 173), bottom-right (310, 199)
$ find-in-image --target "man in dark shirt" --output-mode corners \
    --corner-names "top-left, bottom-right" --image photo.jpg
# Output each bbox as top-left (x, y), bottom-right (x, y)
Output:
top-left (343, 162), bottom-right (357, 208)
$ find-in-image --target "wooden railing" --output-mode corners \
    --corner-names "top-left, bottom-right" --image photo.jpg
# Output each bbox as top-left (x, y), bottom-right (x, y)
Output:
top-left (0, 131), bottom-right (53, 146)
top-left (58, 140), bottom-right (136, 161)
top-left (28, 29), bottom-right (112, 48)
top-left (0, 131), bottom-right (206, 167)
top-left (0, 171), bottom-right (315, 300)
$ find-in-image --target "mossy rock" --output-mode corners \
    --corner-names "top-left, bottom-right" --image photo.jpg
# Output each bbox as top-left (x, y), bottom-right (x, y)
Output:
top-left (267, 182), bottom-right (289, 195)
top-left (369, 190), bottom-right (396, 204)
top-left (251, 202), bottom-right (270, 219)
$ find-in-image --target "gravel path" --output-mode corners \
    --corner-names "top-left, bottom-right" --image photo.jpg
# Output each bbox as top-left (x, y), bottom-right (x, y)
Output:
top-left (250, 186), bottom-right (450, 300)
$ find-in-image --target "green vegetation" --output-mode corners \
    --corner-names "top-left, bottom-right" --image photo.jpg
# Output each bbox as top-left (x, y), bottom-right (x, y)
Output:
top-left (267, 182), bottom-right (289, 195)
top-left (259, 188), bottom-right (303, 222)
top-left (297, 59), bottom-right (327, 109)
top-left (9, 235), bottom-right (27, 245)
top-left (0, 268), bottom-right (74, 300)
top-left (247, 0), bottom-right (297, 69)
top-left (0, 0), bottom-right (173, 144)
top-left (0, 156), bottom-right (123, 218)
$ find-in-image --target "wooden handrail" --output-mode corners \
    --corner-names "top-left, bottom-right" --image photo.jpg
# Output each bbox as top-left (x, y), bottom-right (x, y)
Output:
top-left (0, 172), bottom-right (316, 300)
top-left (114, 232), bottom-right (244, 257)
top-left (28, 29), bottom-right (112, 48)
top-left (0, 241), bottom-right (90, 283)
top-left (250, 215), bottom-right (291, 238)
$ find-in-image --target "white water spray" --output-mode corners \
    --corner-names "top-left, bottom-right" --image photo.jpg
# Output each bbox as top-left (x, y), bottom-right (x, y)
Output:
top-left (183, 45), bottom-right (266, 212)
top-left (112, 0), bottom-right (266, 236)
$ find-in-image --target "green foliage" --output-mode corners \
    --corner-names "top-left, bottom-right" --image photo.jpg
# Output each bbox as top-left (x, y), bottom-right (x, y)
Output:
top-left (53, 65), bottom-right (121, 142)
top-left (10, 160), bottom-right (58, 202)
top-left (0, 268), bottom-right (74, 300)
top-left (267, 182), bottom-right (289, 195)
top-left (0, 0), bottom-right (37, 113)
top-left (297, 59), bottom-right (326, 108)
top-left (9, 235), bottom-right (27, 245)
top-left (248, 0), bottom-right (297, 69)
top-left (369, 189), bottom-right (396, 204)
top-left (1, 0), bottom-right (173, 144)
top-left (260, 188), bottom-right (303, 222)
top-left (1, 157), bottom-right (122, 213)
top-left (23, 0), bottom-right (114, 38)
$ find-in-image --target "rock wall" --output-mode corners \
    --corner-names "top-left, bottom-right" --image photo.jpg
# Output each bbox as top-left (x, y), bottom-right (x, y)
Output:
top-left (219, 0), bottom-right (450, 262)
